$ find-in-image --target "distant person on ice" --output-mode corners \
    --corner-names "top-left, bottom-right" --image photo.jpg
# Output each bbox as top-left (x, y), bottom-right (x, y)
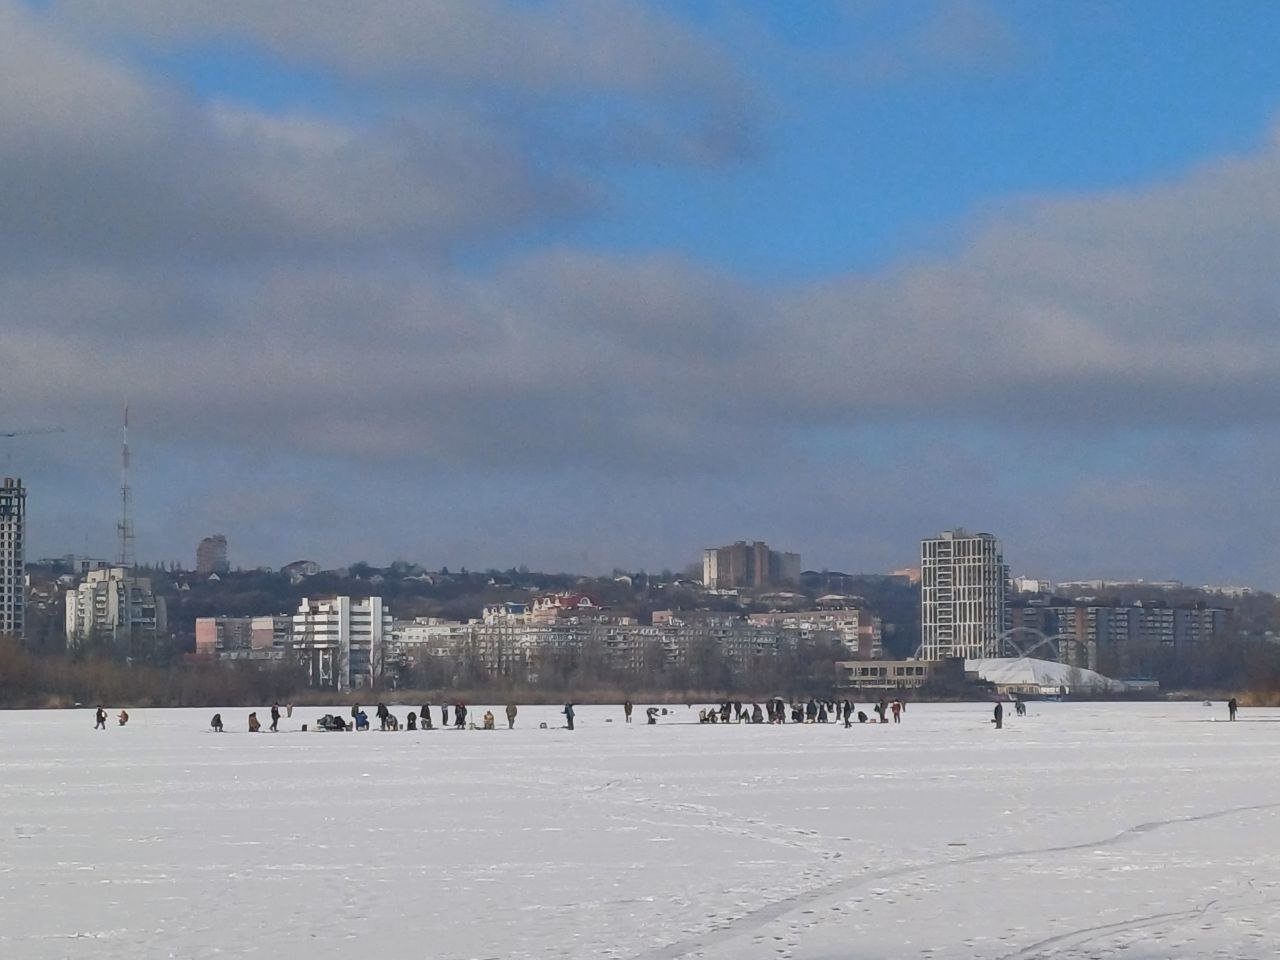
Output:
top-left (992, 702), bottom-right (1003, 730)
top-left (117, 709), bottom-right (129, 726)
top-left (376, 703), bottom-right (390, 731)
top-left (248, 712), bottom-right (261, 733)
top-left (270, 703), bottom-right (281, 733)
top-left (210, 713), bottom-right (224, 732)
top-left (563, 703), bottom-right (575, 731)
top-left (483, 710), bottom-right (496, 730)
top-left (1229, 697), bottom-right (1239, 721)
top-left (624, 700), bottom-right (633, 723)
top-left (891, 700), bottom-right (902, 724)
top-left (454, 703), bottom-right (467, 729)
top-left (94, 705), bottom-right (107, 730)
top-left (506, 703), bottom-right (518, 729)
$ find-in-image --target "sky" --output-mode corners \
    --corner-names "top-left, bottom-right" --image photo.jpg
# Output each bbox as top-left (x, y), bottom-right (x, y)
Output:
top-left (6, 0), bottom-right (1280, 585)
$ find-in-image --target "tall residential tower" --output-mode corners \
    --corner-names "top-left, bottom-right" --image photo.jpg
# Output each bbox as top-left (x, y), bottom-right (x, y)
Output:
top-left (0, 477), bottom-right (25, 640)
top-left (920, 529), bottom-right (1008, 661)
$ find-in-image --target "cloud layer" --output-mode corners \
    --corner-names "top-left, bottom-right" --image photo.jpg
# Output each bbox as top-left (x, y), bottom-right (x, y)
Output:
top-left (6, 1), bottom-right (1280, 581)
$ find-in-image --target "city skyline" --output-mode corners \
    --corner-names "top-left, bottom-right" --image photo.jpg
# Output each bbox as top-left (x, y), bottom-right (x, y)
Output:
top-left (8, 2), bottom-right (1280, 584)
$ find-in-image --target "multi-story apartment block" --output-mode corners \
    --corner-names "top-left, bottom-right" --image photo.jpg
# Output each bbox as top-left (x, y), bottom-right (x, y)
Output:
top-left (292, 596), bottom-right (392, 691)
top-left (920, 529), bottom-right (1008, 661)
top-left (747, 608), bottom-right (883, 658)
top-left (1007, 599), bottom-right (1228, 673)
top-left (195, 614), bottom-right (291, 658)
top-left (64, 567), bottom-right (167, 649)
top-left (702, 541), bottom-right (801, 590)
top-left (0, 478), bottom-right (24, 640)
top-left (195, 535), bottom-right (230, 575)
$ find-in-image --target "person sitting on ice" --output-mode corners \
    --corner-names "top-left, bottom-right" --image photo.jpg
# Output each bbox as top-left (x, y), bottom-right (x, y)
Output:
top-left (751, 703), bottom-right (764, 724)
top-left (646, 707), bottom-right (659, 725)
top-left (482, 710), bottom-right (495, 730)
top-left (117, 709), bottom-right (129, 726)
top-left (354, 710), bottom-right (370, 731)
top-left (248, 712), bottom-right (261, 732)
top-left (210, 713), bottom-right (224, 732)
top-left (856, 711), bottom-right (868, 724)
top-left (406, 712), bottom-right (417, 730)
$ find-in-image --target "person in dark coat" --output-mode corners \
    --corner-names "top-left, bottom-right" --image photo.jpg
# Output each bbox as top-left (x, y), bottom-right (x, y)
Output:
top-left (1228, 697), bottom-right (1239, 721)
top-left (806, 699), bottom-right (818, 723)
top-left (993, 702), bottom-right (1003, 730)
top-left (624, 700), bottom-right (633, 723)
top-left (94, 705), bottom-right (107, 730)
top-left (210, 713), bottom-right (224, 732)
top-left (563, 703), bottom-right (575, 731)
top-left (857, 710), bottom-right (868, 723)
top-left (406, 712), bottom-right (417, 730)
top-left (505, 703), bottom-right (518, 729)
top-left (376, 703), bottom-right (390, 731)
top-left (751, 703), bottom-right (764, 723)
top-left (454, 703), bottom-right (467, 729)
top-left (270, 702), bottom-right (281, 733)
top-left (646, 706), bottom-right (659, 724)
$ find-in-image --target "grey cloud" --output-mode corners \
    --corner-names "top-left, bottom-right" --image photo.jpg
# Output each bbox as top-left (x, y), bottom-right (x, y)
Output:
top-left (0, 3), bottom-right (588, 266)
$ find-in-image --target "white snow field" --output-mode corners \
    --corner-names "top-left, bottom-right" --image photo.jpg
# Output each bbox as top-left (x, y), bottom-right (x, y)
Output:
top-left (3, 702), bottom-right (1280, 960)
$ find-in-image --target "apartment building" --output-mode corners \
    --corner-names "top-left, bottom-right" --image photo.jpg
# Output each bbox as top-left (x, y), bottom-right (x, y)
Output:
top-left (292, 596), bottom-right (392, 691)
top-left (64, 567), bottom-right (167, 648)
top-left (0, 477), bottom-right (24, 640)
top-left (920, 529), bottom-right (1008, 660)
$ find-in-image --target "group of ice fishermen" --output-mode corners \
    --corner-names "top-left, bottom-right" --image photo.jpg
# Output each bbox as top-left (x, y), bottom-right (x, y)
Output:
top-left (698, 697), bottom-right (905, 726)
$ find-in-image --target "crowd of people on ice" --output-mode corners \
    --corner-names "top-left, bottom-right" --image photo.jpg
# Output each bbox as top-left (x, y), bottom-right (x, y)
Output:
top-left (88, 695), bottom-right (1247, 733)
top-left (696, 697), bottom-right (905, 726)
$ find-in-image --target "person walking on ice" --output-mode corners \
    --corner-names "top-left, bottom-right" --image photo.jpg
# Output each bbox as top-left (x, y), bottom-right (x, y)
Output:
top-left (270, 702), bottom-right (281, 733)
top-left (505, 703), bottom-right (517, 729)
top-left (94, 705), bottom-right (107, 730)
top-left (1229, 697), bottom-right (1239, 721)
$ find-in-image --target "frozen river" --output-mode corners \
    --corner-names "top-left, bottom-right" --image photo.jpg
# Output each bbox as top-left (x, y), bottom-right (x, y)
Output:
top-left (2, 701), bottom-right (1279, 959)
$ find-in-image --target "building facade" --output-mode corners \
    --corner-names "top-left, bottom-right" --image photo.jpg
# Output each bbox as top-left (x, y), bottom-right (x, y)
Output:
top-left (0, 477), bottom-right (24, 640)
top-left (292, 596), bottom-right (392, 691)
top-left (920, 529), bottom-right (1008, 661)
top-left (702, 541), bottom-right (801, 590)
top-left (195, 535), bottom-right (230, 575)
top-left (64, 567), bottom-right (167, 649)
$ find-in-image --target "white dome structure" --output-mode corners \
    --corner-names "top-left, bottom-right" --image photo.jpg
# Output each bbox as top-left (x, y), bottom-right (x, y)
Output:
top-left (967, 656), bottom-right (1127, 696)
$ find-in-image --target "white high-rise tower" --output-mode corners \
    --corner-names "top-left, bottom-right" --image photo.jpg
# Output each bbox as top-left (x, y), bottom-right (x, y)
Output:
top-left (920, 529), bottom-right (1008, 661)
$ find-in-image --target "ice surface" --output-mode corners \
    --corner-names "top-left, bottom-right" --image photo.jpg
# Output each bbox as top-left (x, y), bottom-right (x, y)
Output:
top-left (2, 701), bottom-right (1279, 959)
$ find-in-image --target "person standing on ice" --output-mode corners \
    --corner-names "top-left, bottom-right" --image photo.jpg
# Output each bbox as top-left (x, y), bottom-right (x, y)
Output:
top-left (891, 700), bottom-right (902, 724)
top-left (563, 703), bottom-right (575, 730)
top-left (1229, 697), bottom-right (1239, 721)
top-left (441, 704), bottom-right (450, 727)
top-left (624, 700), bottom-right (633, 723)
top-left (454, 703), bottom-right (467, 729)
top-left (505, 703), bottom-right (518, 729)
top-left (993, 702), bottom-right (1003, 730)
top-left (94, 705), bottom-right (107, 730)
top-left (270, 703), bottom-right (281, 733)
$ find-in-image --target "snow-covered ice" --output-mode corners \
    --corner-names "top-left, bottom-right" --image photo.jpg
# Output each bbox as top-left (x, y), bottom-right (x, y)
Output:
top-left (3, 701), bottom-right (1280, 959)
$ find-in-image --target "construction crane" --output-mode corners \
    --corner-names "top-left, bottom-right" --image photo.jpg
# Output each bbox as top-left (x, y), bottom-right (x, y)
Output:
top-left (0, 427), bottom-right (65, 439)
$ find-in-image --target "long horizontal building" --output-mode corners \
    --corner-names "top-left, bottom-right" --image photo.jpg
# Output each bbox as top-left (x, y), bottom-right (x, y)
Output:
top-left (390, 607), bottom-right (875, 678)
top-left (1006, 599), bottom-right (1227, 672)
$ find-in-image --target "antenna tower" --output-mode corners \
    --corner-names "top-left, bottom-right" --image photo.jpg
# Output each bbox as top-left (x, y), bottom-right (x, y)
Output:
top-left (117, 404), bottom-right (134, 568)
